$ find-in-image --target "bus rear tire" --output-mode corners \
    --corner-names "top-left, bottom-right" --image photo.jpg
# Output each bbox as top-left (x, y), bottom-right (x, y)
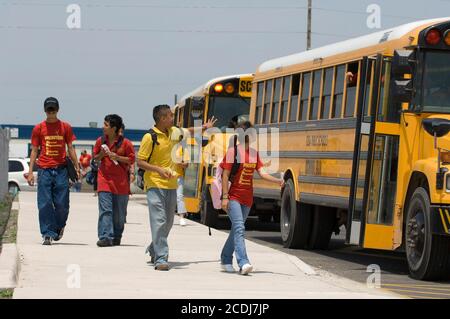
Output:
top-left (406, 187), bottom-right (450, 280)
top-left (280, 179), bottom-right (312, 248)
top-left (308, 206), bottom-right (336, 250)
top-left (200, 181), bottom-right (219, 228)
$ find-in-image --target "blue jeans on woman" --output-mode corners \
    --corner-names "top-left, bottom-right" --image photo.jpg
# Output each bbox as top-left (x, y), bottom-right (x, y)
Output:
top-left (221, 200), bottom-right (251, 269)
top-left (37, 167), bottom-right (70, 239)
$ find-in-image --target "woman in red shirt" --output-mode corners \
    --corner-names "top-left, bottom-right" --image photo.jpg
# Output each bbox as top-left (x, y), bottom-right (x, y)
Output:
top-left (220, 121), bottom-right (284, 275)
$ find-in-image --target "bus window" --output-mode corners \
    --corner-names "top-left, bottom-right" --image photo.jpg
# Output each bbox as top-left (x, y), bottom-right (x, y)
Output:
top-left (183, 102), bottom-right (190, 128)
top-left (207, 96), bottom-right (250, 131)
top-left (262, 80), bottom-right (273, 124)
top-left (377, 60), bottom-right (401, 123)
top-left (299, 72), bottom-right (311, 121)
top-left (344, 62), bottom-right (359, 118)
top-left (255, 82), bottom-right (264, 124)
top-left (289, 74), bottom-right (300, 122)
top-left (271, 78), bottom-right (282, 123)
top-left (280, 76), bottom-right (290, 123)
top-left (332, 65), bottom-right (345, 118)
top-left (309, 70), bottom-right (322, 120)
top-left (321, 67), bottom-right (333, 119)
top-left (363, 61), bottom-right (374, 118)
top-left (422, 51), bottom-right (450, 113)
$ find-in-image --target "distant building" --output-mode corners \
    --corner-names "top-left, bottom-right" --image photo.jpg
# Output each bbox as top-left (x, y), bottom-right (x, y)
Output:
top-left (0, 124), bottom-right (148, 158)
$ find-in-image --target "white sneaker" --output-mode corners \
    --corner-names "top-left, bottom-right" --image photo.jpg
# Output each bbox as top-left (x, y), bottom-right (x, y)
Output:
top-left (221, 264), bottom-right (236, 273)
top-left (240, 263), bottom-right (253, 275)
top-left (179, 217), bottom-right (187, 226)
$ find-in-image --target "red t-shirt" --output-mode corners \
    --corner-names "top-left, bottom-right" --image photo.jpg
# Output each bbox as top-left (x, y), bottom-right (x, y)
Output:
top-left (220, 146), bottom-right (263, 208)
top-left (31, 120), bottom-right (76, 169)
top-left (80, 154), bottom-right (92, 169)
top-left (93, 136), bottom-right (135, 195)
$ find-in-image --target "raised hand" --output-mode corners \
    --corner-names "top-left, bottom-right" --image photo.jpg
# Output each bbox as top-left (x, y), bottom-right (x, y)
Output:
top-left (204, 116), bottom-right (218, 129)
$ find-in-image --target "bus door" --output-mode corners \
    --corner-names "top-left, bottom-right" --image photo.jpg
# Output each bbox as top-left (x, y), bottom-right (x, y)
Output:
top-left (183, 97), bottom-right (207, 213)
top-left (348, 54), bottom-right (403, 250)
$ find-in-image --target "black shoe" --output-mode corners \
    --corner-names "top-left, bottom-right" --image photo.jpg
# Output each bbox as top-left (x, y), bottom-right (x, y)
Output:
top-left (97, 238), bottom-right (113, 247)
top-left (42, 236), bottom-right (53, 246)
top-left (54, 227), bottom-right (65, 242)
top-left (113, 238), bottom-right (121, 246)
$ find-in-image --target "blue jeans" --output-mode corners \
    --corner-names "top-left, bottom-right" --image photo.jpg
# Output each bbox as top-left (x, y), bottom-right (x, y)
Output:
top-left (37, 167), bottom-right (70, 239)
top-left (221, 200), bottom-right (251, 268)
top-left (146, 188), bottom-right (177, 266)
top-left (98, 192), bottom-right (129, 241)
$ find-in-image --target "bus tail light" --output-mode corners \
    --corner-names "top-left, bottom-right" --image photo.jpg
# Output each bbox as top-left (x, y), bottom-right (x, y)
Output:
top-left (425, 28), bottom-right (441, 45)
top-left (444, 30), bottom-right (450, 46)
top-left (224, 83), bottom-right (235, 94)
top-left (214, 83), bottom-right (224, 93)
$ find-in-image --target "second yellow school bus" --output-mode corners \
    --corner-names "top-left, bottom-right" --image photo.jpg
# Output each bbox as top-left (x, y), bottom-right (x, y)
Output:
top-left (174, 74), bottom-right (254, 226)
top-left (250, 17), bottom-right (450, 280)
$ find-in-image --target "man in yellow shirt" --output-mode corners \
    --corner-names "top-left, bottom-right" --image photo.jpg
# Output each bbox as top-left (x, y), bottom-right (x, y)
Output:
top-left (137, 104), bottom-right (216, 271)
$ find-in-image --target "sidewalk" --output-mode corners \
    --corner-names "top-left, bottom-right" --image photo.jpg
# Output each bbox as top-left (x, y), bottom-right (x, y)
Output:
top-left (13, 192), bottom-right (402, 299)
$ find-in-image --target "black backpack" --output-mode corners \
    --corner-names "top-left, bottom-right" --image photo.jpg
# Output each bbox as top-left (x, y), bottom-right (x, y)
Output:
top-left (137, 129), bottom-right (159, 190)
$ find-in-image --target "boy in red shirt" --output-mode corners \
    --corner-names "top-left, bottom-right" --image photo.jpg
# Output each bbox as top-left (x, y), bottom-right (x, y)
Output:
top-left (28, 97), bottom-right (81, 245)
top-left (93, 114), bottom-right (135, 247)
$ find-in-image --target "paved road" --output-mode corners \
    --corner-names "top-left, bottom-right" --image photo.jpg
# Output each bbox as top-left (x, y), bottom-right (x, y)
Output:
top-left (13, 193), bottom-right (400, 299)
top-left (203, 215), bottom-right (450, 299)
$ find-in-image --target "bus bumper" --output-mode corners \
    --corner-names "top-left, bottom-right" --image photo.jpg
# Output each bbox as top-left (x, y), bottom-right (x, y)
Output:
top-left (430, 206), bottom-right (450, 236)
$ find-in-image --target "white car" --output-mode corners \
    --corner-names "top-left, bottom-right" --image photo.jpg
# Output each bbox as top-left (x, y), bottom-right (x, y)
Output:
top-left (8, 158), bottom-right (38, 194)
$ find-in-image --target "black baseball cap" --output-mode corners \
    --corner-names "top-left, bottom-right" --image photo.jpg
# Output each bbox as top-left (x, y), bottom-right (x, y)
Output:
top-left (44, 97), bottom-right (59, 111)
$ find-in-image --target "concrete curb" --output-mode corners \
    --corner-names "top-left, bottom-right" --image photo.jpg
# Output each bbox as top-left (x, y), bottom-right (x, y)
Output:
top-left (0, 244), bottom-right (20, 289)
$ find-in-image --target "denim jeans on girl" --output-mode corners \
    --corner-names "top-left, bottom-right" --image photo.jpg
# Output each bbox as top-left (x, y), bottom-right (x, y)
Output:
top-left (37, 167), bottom-right (70, 239)
top-left (221, 200), bottom-right (251, 268)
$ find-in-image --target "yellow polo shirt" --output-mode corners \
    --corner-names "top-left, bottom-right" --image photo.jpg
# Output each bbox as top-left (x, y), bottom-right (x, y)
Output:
top-left (138, 126), bottom-right (186, 190)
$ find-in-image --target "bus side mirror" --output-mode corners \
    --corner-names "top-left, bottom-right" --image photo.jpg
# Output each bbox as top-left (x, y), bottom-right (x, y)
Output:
top-left (391, 79), bottom-right (413, 103)
top-left (190, 97), bottom-right (205, 120)
top-left (390, 50), bottom-right (416, 103)
top-left (391, 50), bottom-right (416, 76)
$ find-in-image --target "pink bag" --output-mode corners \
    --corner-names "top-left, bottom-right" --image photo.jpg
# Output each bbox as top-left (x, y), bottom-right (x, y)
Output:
top-left (211, 165), bottom-right (230, 210)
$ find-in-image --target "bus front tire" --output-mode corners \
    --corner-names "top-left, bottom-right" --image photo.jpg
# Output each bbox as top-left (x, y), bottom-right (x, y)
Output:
top-left (280, 179), bottom-right (312, 248)
top-left (406, 187), bottom-right (450, 280)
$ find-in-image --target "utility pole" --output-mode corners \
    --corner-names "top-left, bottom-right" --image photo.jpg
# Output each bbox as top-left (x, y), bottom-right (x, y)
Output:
top-left (174, 94), bottom-right (178, 105)
top-left (307, 0), bottom-right (312, 50)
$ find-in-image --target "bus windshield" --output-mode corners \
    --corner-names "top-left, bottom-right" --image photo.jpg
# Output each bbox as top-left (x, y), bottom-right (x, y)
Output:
top-left (207, 96), bottom-right (250, 131)
top-left (422, 51), bottom-right (450, 113)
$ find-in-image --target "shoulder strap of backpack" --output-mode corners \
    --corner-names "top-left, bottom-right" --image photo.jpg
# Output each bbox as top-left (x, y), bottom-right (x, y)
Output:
top-left (146, 128), bottom-right (159, 163)
top-left (229, 135), bottom-right (240, 183)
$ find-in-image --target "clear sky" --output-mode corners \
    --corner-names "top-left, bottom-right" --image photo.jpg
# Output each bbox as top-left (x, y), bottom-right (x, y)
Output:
top-left (1, 0), bottom-right (449, 129)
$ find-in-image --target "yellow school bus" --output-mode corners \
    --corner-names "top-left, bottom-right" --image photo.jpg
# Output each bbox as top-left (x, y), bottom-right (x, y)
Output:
top-left (250, 18), bottom-right (450, 280)
top-left (174, 74), bottom-right (254, 226)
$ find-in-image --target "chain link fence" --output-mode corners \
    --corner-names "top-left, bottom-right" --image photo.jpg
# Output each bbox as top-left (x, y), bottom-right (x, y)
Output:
top-left (0, 128), bottom-right (10, 201)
